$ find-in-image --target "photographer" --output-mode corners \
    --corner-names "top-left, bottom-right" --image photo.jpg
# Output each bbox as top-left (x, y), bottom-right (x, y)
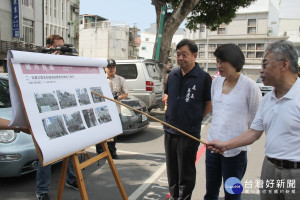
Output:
top-left (35, 35), bottom-right (78, 200)
top-left (95, 59), bottom-right (128, 159)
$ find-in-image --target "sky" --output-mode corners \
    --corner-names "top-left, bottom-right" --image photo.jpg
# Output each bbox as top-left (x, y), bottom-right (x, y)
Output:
top-left (80, 0), bottom-right (158, 32)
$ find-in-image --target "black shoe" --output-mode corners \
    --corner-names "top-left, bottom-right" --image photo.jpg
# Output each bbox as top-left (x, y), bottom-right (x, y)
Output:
top-left (66, 181), bottom-right (79, 191)
top-left (36, 193), bottom-right (49, 200)
top-left (111, 152), bottom-right (119, 159)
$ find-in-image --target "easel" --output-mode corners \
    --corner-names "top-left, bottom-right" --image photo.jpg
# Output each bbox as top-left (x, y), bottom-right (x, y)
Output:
top-left (57, 141), bottom-right (128, 200)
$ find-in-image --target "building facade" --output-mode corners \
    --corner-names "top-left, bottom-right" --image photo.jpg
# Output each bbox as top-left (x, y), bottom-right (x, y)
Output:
top-left (0, 0), bottom-right (80, 72)
top-left (44, 0), bottom-right (80, 48)
top-left (79, 14), bottom-right (141, 60)
top-left (186, 0), bottom-right (299, 80)
top-left (139, 23), bottom-right (185, 68)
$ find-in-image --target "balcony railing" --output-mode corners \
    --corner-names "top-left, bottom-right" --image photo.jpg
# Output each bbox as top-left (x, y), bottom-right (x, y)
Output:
top-left (0, 40), bottom-right (43, 54)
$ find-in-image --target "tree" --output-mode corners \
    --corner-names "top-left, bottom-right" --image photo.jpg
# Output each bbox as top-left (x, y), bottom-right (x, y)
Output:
top-left (151, 0), bottom-right (255, 68)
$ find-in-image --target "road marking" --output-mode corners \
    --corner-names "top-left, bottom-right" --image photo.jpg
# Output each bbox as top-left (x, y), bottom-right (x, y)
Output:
top-left (149, 125), bottom-right (164, 129)
top-left (128, 163), bottom-right (166, 200)
top-left (128, 124), bottom-right (208, 200)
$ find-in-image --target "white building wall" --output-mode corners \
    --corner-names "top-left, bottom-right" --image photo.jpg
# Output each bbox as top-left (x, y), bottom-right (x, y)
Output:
top-left (79, 22), bottom-right (109, 58)
top-left (139, 31), bottom-right (184, 60)
top-left (109, 25), bottom-right (129, 59)
top-left (44, 0), bottom-right (79, 47)
top-left (139, 32), bottom-right (156, 59)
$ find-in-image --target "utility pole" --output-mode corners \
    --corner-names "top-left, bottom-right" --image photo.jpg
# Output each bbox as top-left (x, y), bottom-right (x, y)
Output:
top-left (154, 5), bottom-right (166, 61)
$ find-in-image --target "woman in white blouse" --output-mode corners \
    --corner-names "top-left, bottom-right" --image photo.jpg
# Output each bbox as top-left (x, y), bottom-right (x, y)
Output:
top-left (204, 44), bottom-right (262, 200)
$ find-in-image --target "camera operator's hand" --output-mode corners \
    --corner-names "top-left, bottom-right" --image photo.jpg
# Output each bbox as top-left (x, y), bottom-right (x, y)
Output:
top-left (52, 50), bottom-right (61, 55)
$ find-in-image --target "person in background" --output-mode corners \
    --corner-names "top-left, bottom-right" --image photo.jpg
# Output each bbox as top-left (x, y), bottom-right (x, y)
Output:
top-left (35, 35), bottom-right (78, 200)
top-left (204, 44), bottom-right (262, 200)
top-left (207, 40), bottom-right (300, 200)
top-left (95, 59), bottom-right (128, 159)
top-left (164, 39), bottom-right (212, 200)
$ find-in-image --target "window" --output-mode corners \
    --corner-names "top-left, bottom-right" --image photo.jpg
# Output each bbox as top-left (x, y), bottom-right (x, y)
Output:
top-left (256, 52), bottom-right (264, 58)
top-left (247, 44), bottom-right (255, 50)
top-left (247, 52), bottom-right (255, 58)
top-left (238, 44), bottom-right (246, 50)
top-left (199, 24), bottom-right (205, 32)
top-left (116, 64), bottom-right (138, 79)
top-left (21, 19), bottom-right (34, 44)
top-left (145, 38), bottom-right (149, 42)
top-left (256, 43), bottom-right (265, 50)
top-left (208, 52), bottom-right (214, 58)
top-left (145, 63), bottom-right (162, 80)
top-left (45, 0), bottom-right (48, 15)
top-left (142, 46), bottom-right (146, 50)
top-left (62, 1), bottom-right (64, 20)
top-left (198, 44), bottom-right (205, 51)
top-left (54, 0), bottom-right (57, 17)
top-left (22, 0), bottom-right (33, 8)
top-left (217, 28), bottom-right (225, 35)
top-left (248, 27), bottom-right (256, 34)
top-left (198, 52), bottom-right (205, 58)
top-left (247, 19), bottom-right (256, 34)
top-left (248, 19), bottom-right (256, 26)
top-left (208, 44), bottom-right (216, 50)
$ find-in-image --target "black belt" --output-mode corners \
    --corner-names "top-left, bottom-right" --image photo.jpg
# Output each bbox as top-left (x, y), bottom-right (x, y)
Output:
top-left (267, 157), bottom-right (300, 169)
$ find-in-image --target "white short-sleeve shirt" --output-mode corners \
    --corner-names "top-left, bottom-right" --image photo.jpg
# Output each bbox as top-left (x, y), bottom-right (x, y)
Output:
top-left (208, 74), bottom-right (262, 157)
top-left (251, 78), bottom-right (300, 162)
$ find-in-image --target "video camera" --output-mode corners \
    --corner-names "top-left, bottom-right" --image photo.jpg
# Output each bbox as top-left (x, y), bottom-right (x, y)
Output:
top-left (40, 44), bottom-right (75, 55)
top-left (112, 91), bottom-right (118, 100)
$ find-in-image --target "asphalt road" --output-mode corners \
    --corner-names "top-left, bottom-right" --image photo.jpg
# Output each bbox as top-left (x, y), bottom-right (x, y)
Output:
top-left (0, 109), bottom-right (266, 200)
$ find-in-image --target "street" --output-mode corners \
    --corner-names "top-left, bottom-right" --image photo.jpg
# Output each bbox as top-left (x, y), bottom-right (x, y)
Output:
top-left (0, 109), bottom-right (265, 200)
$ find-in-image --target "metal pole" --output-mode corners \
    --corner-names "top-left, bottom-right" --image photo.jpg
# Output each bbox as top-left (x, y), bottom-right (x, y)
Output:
top-left (154, 5), bottom-right (166, 61)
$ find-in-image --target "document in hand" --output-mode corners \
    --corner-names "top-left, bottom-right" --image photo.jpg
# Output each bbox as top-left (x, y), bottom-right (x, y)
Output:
top-left (7, 51), bottom-right (122, 165)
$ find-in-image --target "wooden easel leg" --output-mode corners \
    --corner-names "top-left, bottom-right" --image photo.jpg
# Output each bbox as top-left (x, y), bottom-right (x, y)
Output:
top-left (57, 157), bottom-right (69, 200)
top-left (71, 154), bottom-right (89, 200)
top-left (102, 142), bottom-right (128, 200)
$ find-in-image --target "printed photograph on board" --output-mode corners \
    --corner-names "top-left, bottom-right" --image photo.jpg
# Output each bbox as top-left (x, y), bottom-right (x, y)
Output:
top-left (34, 92), bottom-right (59, 113)
top-left (90, 87), bottom-right (105, 103)
top-left (56, 90), bottom-right (78, 109)
top-left (42, 115), bottom-right (69, 139)
top-left (76, 88), bottom-right (91, 106)
top-left (82, 108), bottom-right (98, 128)
top-left (63, 111), bottom-right (86, 133)
top-left (94, 106), bottom-right (112, 124)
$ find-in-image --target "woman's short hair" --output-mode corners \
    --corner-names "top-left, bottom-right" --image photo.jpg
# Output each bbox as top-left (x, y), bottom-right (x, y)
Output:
top-left (214, 44), bottom-right (245, 72)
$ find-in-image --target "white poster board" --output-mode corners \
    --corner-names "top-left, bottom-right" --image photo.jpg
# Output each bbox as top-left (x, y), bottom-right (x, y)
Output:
top-left (7, 51), bottom-right (123, 165)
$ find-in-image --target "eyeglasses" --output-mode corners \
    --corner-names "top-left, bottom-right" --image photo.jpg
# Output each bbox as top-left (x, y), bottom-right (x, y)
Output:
top-left (261, 58), bottom-right (285, 69)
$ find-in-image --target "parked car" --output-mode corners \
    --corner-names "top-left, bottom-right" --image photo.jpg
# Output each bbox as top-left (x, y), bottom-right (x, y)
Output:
top-left (0, 73), bottom-right (39, 177)
top-left (115, 59), bottom-right (164, 112)
top-left (120, 96), bottom-right (149, 135)
top-left (0, 74), bottom-right (149, 177)
top-left (256, 76), bottom-right (273, 96)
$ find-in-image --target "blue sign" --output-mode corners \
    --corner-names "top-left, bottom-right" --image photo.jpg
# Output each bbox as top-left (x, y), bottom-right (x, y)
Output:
top-left (12, 0), bottom-right (21, 38)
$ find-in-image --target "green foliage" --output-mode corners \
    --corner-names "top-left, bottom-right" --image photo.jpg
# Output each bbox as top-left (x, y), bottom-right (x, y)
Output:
top-left (166, 0), bottom-right (255, 31)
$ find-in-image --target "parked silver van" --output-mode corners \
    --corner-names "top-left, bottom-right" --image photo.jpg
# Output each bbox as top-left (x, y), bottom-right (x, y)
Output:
top-left (115, 59), bottom-right (164, 111)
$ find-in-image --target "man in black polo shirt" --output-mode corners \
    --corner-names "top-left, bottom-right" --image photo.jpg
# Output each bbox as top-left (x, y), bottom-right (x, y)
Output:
top-left (164, 39), bottom-right (212, 200)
